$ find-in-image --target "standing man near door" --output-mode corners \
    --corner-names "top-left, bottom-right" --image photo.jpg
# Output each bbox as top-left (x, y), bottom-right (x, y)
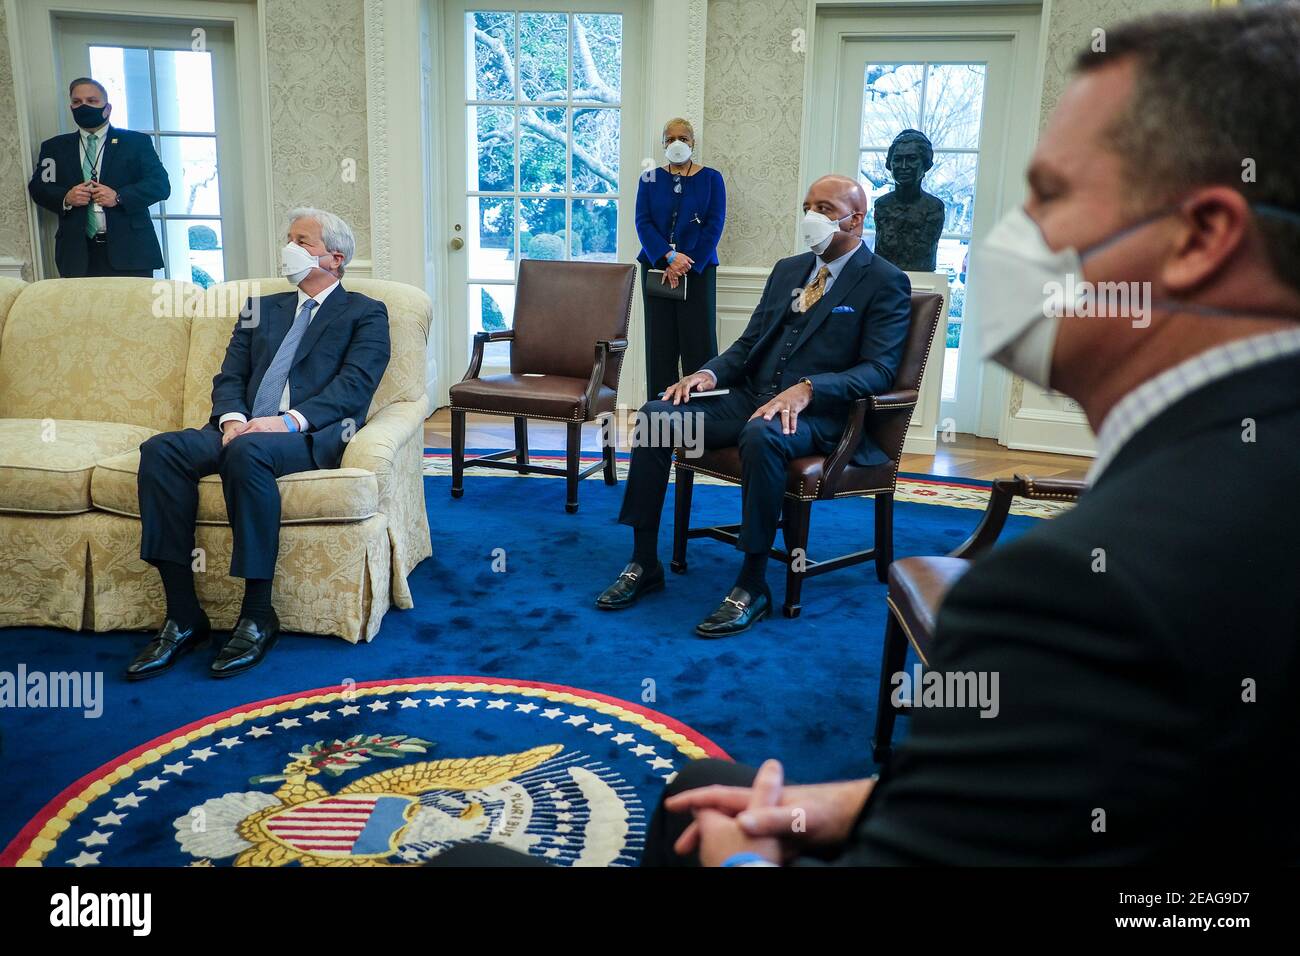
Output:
top-left (27, 77), bottom-right (170, 278)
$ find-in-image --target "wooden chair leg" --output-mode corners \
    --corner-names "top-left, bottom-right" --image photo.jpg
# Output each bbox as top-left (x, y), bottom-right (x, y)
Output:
top-left (602, 427), bottom-right (618, 486)
top-left (872, 610), bottom-right (909, 765)
top-left (514, 416), bottom-right (530, 475)
top-left (671, 465), bottom-right (694, 573)
top-left (874, 491), bottom-right (894, 583)
top-left (782, 498), bottom-right (811, 618)
top-left (565, 421), bottom-right (581, 513)
top-left (451, 408), bottom-right (466, 498)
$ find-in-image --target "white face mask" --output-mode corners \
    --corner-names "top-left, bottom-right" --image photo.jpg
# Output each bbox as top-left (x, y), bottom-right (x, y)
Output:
top-left (801, 210), bottom-right (853, 257)
top-left (281, 242), bottom-right (326, 286)
top-left (665, 140), bottom-right (692, 165)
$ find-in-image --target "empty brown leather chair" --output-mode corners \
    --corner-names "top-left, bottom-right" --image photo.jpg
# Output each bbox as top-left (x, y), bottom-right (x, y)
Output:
top-left (872, 474), bottom-right (1088, 763)
top-left (449, 260), bottom-right (636, 513)
top-left (670, 290), bottom-right (945, 618)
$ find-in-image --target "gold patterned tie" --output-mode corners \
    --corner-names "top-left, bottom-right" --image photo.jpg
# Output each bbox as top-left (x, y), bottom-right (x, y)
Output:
top-left (799, 266), bottom-right (831, 313)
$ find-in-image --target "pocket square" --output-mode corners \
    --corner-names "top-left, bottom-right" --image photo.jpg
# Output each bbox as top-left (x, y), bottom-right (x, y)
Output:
top-left (832, 305), bottom-right (855, 314)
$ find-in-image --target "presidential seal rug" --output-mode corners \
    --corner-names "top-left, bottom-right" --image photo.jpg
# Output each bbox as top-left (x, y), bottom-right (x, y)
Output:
top-left (2, 677), bottom-right (726, 868)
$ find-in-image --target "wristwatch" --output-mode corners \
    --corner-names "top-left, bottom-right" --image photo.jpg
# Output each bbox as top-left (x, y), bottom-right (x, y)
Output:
top-left (798, 377), bottom-right (814, 399)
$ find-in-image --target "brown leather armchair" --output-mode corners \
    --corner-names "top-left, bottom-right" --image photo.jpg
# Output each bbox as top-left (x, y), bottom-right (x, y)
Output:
top-left (449, 260), bottom-right (637, 513)
top-left (871, 474), bottom-right (1088, 764)
top-left (669, 290), bottom-right (946, 618)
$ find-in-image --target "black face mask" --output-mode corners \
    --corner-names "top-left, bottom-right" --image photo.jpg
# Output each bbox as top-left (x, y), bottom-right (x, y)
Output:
top-left (71, 104), bottom-right (107, 130)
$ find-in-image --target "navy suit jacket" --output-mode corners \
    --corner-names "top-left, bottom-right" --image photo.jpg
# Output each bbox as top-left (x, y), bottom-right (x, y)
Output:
top-left (27, 126), bottom-right (170, 276)
top-left (701, 242), bottom-right (912, 464)
top-left (210, 286), bottom-right (391, 469)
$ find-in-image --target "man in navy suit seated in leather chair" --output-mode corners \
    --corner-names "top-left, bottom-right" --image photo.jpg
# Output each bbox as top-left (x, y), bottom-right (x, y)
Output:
top-left (127, 208), bottom-right (390, 681)
top-left (597, 174), bottom-right (912, 637)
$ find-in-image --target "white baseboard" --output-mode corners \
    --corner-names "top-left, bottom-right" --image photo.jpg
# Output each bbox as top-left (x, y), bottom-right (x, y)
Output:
top-left (0, 257), bottom-right (26, 281)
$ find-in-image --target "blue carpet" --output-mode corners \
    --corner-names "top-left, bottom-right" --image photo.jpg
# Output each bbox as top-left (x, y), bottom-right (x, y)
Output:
top-left (0, 473), bottom-right (1037, 863)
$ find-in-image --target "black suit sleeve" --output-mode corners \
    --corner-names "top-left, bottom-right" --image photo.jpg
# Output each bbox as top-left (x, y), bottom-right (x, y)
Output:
top-left (116, 133), bottom-right (171, 210)
top-left (293, 299), bottom-right (391, 430)
top-left (209, 297), bottom-right (257, 426)
top-left (28, 139), bottom-right (70, 214)
top-left (805, 267), bottom-right (911, 406)
top-left (821, 523), bottom-right (1188, 866)
top-left (700, 266), bottom-right (779, 387)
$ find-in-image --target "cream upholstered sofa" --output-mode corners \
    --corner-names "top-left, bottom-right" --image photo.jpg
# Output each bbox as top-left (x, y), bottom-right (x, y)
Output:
top-left (0, 275), bottom-right (432, 642)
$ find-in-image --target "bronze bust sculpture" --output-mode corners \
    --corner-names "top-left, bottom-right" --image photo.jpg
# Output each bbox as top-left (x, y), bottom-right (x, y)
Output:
top-left (872, 129), bottom-right (946, 272)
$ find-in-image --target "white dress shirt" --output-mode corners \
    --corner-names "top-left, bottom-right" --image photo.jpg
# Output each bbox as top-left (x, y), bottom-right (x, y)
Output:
top-left (700, 239), bottom-right (864, 389)
top-left (67, 123), bottom-right (110, 235)
top-left (1087, 326), bottom-right (1300, 482)
top-left (218, 279), bottom-right (339, 433)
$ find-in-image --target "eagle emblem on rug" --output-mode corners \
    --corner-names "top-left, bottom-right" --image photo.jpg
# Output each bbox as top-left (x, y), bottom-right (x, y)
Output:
top-left (173, 734), bottom-right (633, 866)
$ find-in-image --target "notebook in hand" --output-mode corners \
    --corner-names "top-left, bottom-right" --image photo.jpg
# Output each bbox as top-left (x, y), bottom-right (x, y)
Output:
top-left (646, 269), bottom-right (687, 301)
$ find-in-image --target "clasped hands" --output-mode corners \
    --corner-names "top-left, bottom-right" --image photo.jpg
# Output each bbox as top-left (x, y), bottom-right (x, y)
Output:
top-left (660, 252), bottom-right (694, 289)
top-left (666, 759), bottom-right (876, 866)
top-left (64, 182), bottom-right (119, 208)
top-left (220, 417), bottom-right (289, 447)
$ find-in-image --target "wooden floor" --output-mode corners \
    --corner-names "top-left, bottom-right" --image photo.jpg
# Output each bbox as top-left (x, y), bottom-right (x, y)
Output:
top-left (425, 408), bottom-right (1092, 481)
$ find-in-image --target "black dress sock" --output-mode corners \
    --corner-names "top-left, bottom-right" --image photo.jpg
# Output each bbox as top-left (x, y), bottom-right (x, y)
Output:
top-left (632, 528), bottom-right (660, 570)
top-left (239, 578), bottom-right (274, 628)
top-left (153, 560), bottom-right (202, 628)
top-left (734, 552), bottom-right (769, 595)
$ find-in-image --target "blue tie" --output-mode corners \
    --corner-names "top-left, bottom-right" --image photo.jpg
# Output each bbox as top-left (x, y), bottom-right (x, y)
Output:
top-left (251, 298), bottom-right (317, 419)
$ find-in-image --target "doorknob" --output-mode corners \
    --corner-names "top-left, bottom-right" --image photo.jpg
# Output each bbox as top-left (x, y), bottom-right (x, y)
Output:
top-left (450, 223), bottom-right (464, 251)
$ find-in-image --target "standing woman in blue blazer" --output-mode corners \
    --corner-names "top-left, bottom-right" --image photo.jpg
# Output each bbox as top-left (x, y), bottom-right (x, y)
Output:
top-left (635, 118), bottom-right (726, 398)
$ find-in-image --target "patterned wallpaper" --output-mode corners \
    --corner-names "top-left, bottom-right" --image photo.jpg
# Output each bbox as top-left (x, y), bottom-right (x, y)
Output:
top-left (702, 0), bottom-right (1213, 270)
top-left (702, 0), bottom-right (809, 268)
top-left (0, 5), bottom-right (34, 279)
top-left (264, 0), bottom-right (372, 261)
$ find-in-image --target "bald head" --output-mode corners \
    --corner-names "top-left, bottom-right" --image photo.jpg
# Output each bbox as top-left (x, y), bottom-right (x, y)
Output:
top-left (802, 174), bottom-right (867, 259)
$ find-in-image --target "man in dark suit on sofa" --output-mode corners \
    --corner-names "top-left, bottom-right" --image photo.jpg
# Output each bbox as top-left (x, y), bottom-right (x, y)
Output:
top-left (127, 208), bottom-right (390, 680)
top-left (27, 77), bottom-right (170, 278)
top-left (597, 174), bottom-right (912, 636)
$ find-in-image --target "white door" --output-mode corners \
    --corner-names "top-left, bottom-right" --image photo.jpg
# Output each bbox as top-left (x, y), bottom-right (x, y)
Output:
top-left (442, 0), bottom-right (644, 392)
top-left (54, 15), bottom-right (245, 283)
top-left (835, 37), bottom-right (1013, 433)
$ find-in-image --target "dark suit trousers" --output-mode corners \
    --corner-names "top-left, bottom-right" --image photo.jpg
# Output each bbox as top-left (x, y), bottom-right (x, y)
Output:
top-left (617, 386), bottom-right (820, 554)
top-left (86, 237), bottom-right (152, 278)
top-left (642, 263), bottom-right (718, 399)
top-left (138, 425), bottom-right (315, 580)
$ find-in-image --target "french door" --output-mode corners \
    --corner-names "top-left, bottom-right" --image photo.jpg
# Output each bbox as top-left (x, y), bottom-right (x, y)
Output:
top-left (442, 0), bottom-right (644, 395)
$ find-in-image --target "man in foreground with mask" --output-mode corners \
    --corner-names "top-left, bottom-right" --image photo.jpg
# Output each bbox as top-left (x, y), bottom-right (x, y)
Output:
top-left (596, 174), bottom-right (912, 636)
top-left (127, 209), bottom-right (390, 680)
top-left (27, 77), bottom-right (170, 278)
top-left (637, 4), bottom-right (1300, 866)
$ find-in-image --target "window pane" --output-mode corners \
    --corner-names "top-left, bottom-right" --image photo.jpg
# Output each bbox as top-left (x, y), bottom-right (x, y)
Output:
top-left (858, 150), bottom-right (892, 243)
top-left (573, 14), bottom-right (621, 102)
top-left (468, 284), bottom-right (516, 366)
top-left (572, 108), bottom-right (618, 194)
top-left (928, 151), bottom-right (978, 235)
top-left (164, 219), bottom-right (223, 287)
top-left (159, 135), bottom-right (220, 215)
top-left (469, 106), bottom-right (515, 192)
top-left (861, 63), bottom-right (923, 149)
top-left (89, 46), bottom-right (153, 131)
top-left (519, 12), bottom-right (567, 102)
top-left (923, 64), bottom-right (985, 149)
top-left (519, 107), bottom-right (566, 193)
top-left (468, 196), bottom-right (516, 281)
top-left (519, 197), bottom-right (565, 260)
top-left (155, 50), bottom-right (215, 132)
top-left (571, 198), bottom-right (617, 261)
top-left (467, 11), bottom-right (514, 101)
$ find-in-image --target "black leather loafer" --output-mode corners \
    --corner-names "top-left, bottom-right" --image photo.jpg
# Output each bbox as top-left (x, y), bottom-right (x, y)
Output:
top-left (695, 586), bottom-right (771, 638)
top-left (125, 615), bottom-right (211, 681)
top-left (211, 612), bottom-right (280, 678)
top-left (596, 562), bottom-right (665, 610)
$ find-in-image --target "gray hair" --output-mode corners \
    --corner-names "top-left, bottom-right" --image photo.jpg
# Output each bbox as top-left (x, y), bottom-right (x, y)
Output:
top-left (287, 207), bottom-right (356, 274)
top-left (1074, 5), bottom-right (1300, 294)
top-left (662, 117), bottom-right (695, 145)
